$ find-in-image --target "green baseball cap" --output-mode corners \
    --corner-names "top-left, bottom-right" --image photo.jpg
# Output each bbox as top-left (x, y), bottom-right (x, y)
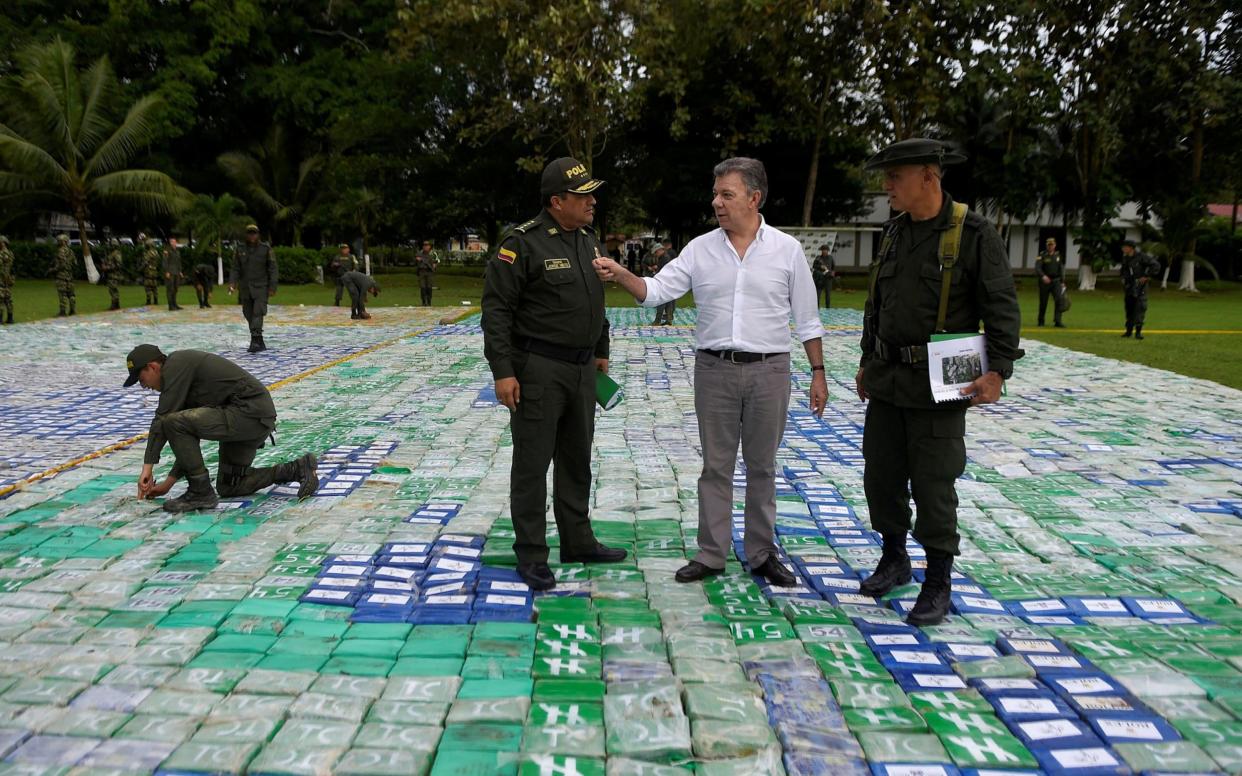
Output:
top-left (864, 138), bottom-right (966, 170)
top-left (541, 157), bottom-right (604, 198)
top-left (124, 344), bottom-right (164, 387)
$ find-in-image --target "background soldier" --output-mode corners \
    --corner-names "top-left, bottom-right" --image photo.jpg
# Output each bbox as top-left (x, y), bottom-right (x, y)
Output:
top-left (101, 238), bottom-right (122, 310)
top-left (1119, 239), bottom-right (1160, 339)
top-left (1036, 237), bottom-right (1066, 327)
top-left (482, 156), bottom-right (627, 591)
top-left (0, 236), bottom-right (13, 324)
top-left (141, 236), bottom-right (160, 305)
top-left (855, 138), bottom-right (1023, 627)
top-left (192, 262), bottom-right (214, 308)
top-left (327, 244), bottom-right (356, 306)
top-left (125, 344), bottom-right (318, 512)
top-left (415, 240), bottom-right (438, 306)
top-left (163, 238), bottom-right (184, 310)
top-left (812, 244), bottom-right (835, 308)
top-left (229, 224), bottom-right (278, 353)
top-left (341, 269), bottom-right (380, 319)
top-left (53, 234), bottom-right (76, 316)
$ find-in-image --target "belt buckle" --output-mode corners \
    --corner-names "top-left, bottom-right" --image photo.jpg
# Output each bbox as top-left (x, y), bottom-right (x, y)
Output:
top-left (727, 351), bottom-right (739, 364)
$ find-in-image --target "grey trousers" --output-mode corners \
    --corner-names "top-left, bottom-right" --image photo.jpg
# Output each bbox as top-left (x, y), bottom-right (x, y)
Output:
top-left (692, 351), bottom-right (791, 569)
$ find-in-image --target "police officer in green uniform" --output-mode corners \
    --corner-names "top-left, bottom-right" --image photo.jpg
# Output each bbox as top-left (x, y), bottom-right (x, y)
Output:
top-left (101, 239), bottom-right (123, 310)
top-left (328, 244), bottom-right (357, 306)
top-left (855, 139), bottom-right (1023, 626)
top-left (1119, 239), bottom-right (1160, 339)
top-left (415, 241), bottom-right (438, 306)
top-left (482, 157), bottom-right (627, 590)
top-left (0, 236), bottom-right (14, 324)
top-left (229, 224), bottom-right (278, 353)
top-left (126, 343), bottom-right (318, 512)
top-left (341, 269), bottom-right (380, 319)
top-left (1036, 237), bottom-right (1066, 327)
top-left (163, 239), bottom-right (184, 311)
top-left (54, 234), bottom-right (76, 316)
top-left (141, 236), bottom-right (160, 306)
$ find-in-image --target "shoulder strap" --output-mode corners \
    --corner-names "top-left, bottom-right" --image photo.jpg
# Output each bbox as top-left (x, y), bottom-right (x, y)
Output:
top-left (934, 202), bottom-right (969, 332)
top-left (868, 220), bottom-right (901, 301)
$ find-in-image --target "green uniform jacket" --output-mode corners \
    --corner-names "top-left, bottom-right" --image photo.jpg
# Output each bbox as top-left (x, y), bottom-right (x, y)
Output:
top-left (0, 247), bottom-right (13, 289)
top-left (102, 249), bottom-right (122, 277)
top-left (1120, 251), bottom-right (1161, 297)
top-left (230, 242), bottom-right (278, 297)
top-left (163, 248), bottom-right (182, 278)
top-left (341, 270), bottom-right (379, 295)
top-left (144, 350), bottom-right (277, 465)
top-left (481, 209), bottom-right (610, 381)
top-left (1036, 250), bottom-right (1064, 282)
top-left (142, 246), bottom-right (160, 279)
top-left (861, 193), bottom-right (1023, 408)
top-left (54, 246), bottom-right (75, 282)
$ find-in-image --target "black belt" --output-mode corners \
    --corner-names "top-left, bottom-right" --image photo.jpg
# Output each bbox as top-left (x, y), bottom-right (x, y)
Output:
top-left (521, 337), bottom-right (594, 365)
top-left (874, 340), bottom-right (928, 365)
top-left (699, 349), bottom-right (783, 364)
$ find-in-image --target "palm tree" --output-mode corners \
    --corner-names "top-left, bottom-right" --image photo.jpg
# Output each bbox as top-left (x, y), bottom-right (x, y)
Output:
top-left (218, 125), bottom-right (326, 246)
top-left (179, 193), bottom-right (252, 285)
top-left (0, 38), bottom-right (187, 282)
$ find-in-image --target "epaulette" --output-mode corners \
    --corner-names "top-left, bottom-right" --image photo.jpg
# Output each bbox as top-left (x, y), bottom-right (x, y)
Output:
top-left (512, 218), bottom-right (540, 235)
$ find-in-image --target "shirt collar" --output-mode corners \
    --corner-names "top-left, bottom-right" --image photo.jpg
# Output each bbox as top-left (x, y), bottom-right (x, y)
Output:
top-left (930, 192), bottom-right (958, 232)
top-left (718, 214), bottom-right (769, 245)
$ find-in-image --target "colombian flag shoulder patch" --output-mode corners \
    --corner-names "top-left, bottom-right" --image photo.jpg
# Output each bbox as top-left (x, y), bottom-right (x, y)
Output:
top-left (497, 247), bottom-right (517, 264)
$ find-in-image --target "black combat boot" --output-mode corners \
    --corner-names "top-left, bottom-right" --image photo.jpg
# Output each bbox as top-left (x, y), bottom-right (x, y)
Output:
top-left (109, 301), bottom-right (120, 311)
top-left (162, 474), bottom-right (219, 513)
top-left (275, 453), bottom-right (319, 499)
top-left (1121, 326), bottom-right (1132, 338)
top-left (859, 533), bottom-right (913, 597)
top-left (906, 550), bottom-right (954, 627)
top-left (247, 336), bottom-right (261, 353)
top-left (255, 335), bottom-right (267, 352)
top-left (1135, 325), bottom-right (1144, 340)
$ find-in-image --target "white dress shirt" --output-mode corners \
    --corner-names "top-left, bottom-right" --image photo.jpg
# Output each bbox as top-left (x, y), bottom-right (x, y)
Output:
top-left (641, 218), bottom-right (825, 352)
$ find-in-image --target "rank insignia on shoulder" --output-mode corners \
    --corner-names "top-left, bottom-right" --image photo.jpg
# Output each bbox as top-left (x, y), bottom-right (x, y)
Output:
top-left (497, 247), bottom-right (517, 264)
top-left (544, 258), bottom-right (571, 271)
top-left (513, 219), bottom-right (539, 233)
top-left (547, 227), bottom-right (558, 235)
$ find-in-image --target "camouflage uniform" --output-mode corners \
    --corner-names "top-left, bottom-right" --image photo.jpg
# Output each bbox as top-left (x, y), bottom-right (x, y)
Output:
top-left (101, 243), bottom-right (122, 310)
top-left (54, 236), bottom-right (76, 316)
top-left (0, 237), bottom-right (13, 324)
top-left (142, 240), bottom-right (160, 305)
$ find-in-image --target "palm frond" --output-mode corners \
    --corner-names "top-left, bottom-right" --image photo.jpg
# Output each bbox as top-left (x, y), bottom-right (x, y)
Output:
top-left (89, 169), bottom-right (183, 217)
top-left (86, 94), bottom-right (164, 177)
top-left (76, 57), bottom-right (118, 159)
top-left (0, 133), bottom-right (71, 193)
top-left (218, 151), bottom-right (285, 214)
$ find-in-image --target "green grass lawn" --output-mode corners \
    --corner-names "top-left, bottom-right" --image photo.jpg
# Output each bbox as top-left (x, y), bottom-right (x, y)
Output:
top-left (7, 272), bottom-right (1241, 389)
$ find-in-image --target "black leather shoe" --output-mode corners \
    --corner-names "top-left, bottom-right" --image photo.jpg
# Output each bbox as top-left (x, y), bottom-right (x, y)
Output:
top-left (560, 542), bottom-right (627, 564)
top-left (517, 562), bottom-right (556, 592)
top-left (674, 561), bottom-right (724, 583)
top-left (859, 534), bottom-right (912, 597)
top-left (753, 556), bottom-right (798, 587)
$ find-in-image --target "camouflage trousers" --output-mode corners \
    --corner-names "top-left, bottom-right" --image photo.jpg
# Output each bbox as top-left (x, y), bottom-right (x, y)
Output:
top-left (56, 279), bottom-right (75, 314)
top-left (144, 278), bottom-right (159, 305)
top-left (107, 278), bottom-right (119, 306)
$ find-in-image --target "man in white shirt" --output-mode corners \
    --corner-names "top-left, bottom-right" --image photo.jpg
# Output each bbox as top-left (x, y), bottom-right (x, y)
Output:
top-left (593, 157), bottom-right (828, 586)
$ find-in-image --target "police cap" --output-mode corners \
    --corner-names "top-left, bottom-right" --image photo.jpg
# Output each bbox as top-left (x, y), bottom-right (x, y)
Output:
top-left (864, 138), bottom-right (966, 170)
top-left (541, 157), bottom-right (605, 198)
top-left (124, 343), bottom-right (165, 387)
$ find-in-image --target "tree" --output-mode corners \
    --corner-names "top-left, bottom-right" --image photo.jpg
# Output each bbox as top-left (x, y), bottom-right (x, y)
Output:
top-left (218, 124), bottom-right (327, 246)
top-left (331, 187), bottom-right (382, 268)
top-left (178, 193), bottom-right (251, 283)
top-left (0, 37), bottom-right (187, 281)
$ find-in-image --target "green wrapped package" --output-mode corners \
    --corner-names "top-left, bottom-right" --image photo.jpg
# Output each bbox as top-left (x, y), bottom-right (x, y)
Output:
top-left (844, 707), bottom-right (929, 733)
top-left (246, 745), bottom-right (344, 775)
top-left (438, 722), bottom-right (524, 752)
top-left (447, 697), bottom-right (531, 724)
top-left (682, 685), bottom-right (767, 724)
top-left (160, 741), bottom-right (261, 773)
top-left (689, 719), bottom-right (777, 759)
top-left (334, 747), bottom-right (433, 776)
top-left (940, 732), bottom-right (1038, 769)
top-left (831, 680), bottom-right (913, 710)
top-left (270, 719), bottom-right (358, 749)
top-left (352, 722), bottom-right (442, 752)
top-left (605, 716), bottom-right (692, 763)
top-left (528, 702), bottom-right (603, 727)
top-left (1114, 741), bottom-right (1219, 772)
top-left (191, 716), bottom-right (282, 744)
top-left (367, 701), bottom-right (450, 727)
top-left (858, 731), bottom-right (951, 764)
top-left (521, 724), bottom-right (606, 758)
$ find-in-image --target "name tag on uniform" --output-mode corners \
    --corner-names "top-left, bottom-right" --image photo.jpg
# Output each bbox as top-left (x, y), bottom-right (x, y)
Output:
top-left (544, 258), bottom-right (572, 271)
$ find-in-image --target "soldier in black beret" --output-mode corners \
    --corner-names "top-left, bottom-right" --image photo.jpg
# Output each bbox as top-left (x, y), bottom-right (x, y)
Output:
top-left (855, 138), bottom-right (1023, 626)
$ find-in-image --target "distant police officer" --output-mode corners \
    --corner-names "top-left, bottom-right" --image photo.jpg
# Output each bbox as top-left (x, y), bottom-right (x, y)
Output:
top-left (1036, 237), bottom-right (1066, 327)
top-left (1119, 239), bottom-right (1160, 340)
top-left (328, 244), bottom-right (357, 306)
top-left (482, 156), bottom-right (627, 590)
top-left (229, 224), bottom-right (278, 353)
top-left (856, 138), bottom-right (1023, 626)
top-left (54, 234), bottom-right (76, 317)
top-left (101, 239), bottom-right (123, 310)
top-left (812, 245), bottom-right (835, 309)
top-left (341, 269), bottom-right (380, 319)
top-left (163, 238), bottom-right (184, 311)
top-left (0, 236), bottom-right (13, 324)
top-left (192, 262), bottom-right (215, 308)
top-left (125, 344), bottom-right (318, 512)
top-left (415, 241), bottom-right (438, 306)
top-left (141, 236), bottom-right (160, 305)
